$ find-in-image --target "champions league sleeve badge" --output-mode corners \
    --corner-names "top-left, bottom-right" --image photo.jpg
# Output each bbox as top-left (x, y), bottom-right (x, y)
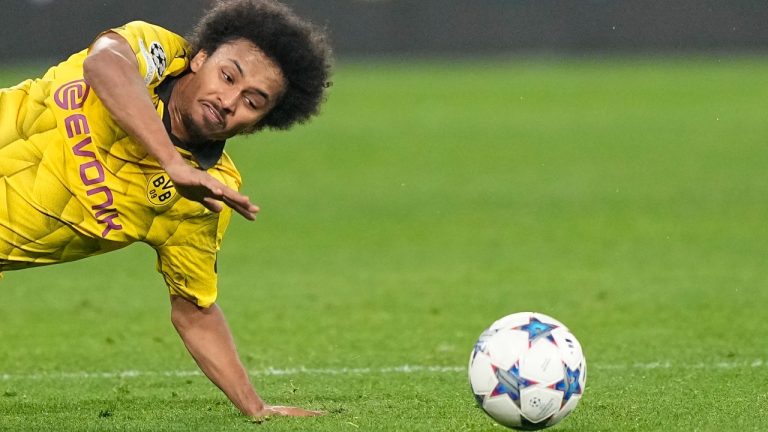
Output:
top-left (149, 42), bottom-right (167, 77)
top-left (138, 39), bottom-right (168, 85)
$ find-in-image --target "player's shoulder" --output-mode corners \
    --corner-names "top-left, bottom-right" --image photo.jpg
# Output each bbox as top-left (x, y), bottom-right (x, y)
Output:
top-left (113, 21), bottom-right (187, 45)
top-left (112, 20), bottom-right (191, 58)
top-left (109, 21), bottom-right (192, 86)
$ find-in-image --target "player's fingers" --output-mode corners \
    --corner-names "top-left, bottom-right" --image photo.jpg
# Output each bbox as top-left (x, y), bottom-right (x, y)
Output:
top-left (201, 197), bottom-right (224, 213)
top-left (220, 185), bottom-right (256, 209)
top-left (196, 173), bottom-right (258, 220)
top-left (223, 195), bottom-right (258, 221)
top-left (214, 182), bottom-right (259, 216)
top-left (202, 177), bottom-right (254, 209)
top-left (199, 175), bottom-right (225, 198)
top-left (269, 406), bottom-right (325, 417)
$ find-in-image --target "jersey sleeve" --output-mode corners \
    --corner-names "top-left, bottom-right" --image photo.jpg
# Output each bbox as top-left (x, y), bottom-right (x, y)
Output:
top-left (154, 205), bottom-right (233, 308)
top-left (104, 21), bottom-right (191, 90)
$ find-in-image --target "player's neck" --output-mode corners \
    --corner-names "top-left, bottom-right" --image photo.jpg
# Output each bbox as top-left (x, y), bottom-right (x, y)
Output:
top-left (167, 75), bottom-right (191, 144)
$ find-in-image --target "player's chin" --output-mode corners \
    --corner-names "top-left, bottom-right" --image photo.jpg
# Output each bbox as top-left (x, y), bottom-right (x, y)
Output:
top-left (206, 128), bottom-right (232, 141)
top-left (198, 119), bottom-right (229, 141)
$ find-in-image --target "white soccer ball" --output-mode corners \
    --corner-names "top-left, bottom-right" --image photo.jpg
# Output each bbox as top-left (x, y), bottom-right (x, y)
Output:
top-left (468, 312), bottom-right (587, 430)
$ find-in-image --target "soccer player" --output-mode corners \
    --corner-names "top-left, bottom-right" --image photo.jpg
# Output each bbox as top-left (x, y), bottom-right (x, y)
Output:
top-left (0, 0), bottom-right (331, 419)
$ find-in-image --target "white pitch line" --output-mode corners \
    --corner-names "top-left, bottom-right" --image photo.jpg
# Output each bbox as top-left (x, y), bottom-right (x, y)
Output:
top-left (0, 361), bottom-right (765, 381)
top-left (593, 359), bottom-right (766, 370)
top-left (0, 366), bottom-right (465, 381)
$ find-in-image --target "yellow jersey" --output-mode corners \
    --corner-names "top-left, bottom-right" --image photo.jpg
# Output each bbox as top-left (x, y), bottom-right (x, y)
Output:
top-left (0, 21), bottom-right (241, 307)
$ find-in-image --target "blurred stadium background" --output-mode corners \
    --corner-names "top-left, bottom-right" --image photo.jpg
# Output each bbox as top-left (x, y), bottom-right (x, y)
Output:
top-left (2, 0), bottom-right (768, 62)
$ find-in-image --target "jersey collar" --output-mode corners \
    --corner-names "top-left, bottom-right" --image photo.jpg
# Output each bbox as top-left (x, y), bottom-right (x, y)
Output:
top-left (156, 74), bottom-right (226, 170)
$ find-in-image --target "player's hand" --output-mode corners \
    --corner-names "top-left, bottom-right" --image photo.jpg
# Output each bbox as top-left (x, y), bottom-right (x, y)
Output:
top-left (249, 405), bottom-right (325, 423)
top-left (164, 161), bottom-right (259, 221)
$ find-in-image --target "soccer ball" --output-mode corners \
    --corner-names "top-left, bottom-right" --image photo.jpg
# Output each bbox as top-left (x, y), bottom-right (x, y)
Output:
top-left (468, 312), bottom-right (586, 430)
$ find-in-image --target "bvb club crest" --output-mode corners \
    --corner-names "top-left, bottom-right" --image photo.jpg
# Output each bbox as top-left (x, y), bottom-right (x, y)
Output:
top-left (147, 172), bottom-right (177, 206)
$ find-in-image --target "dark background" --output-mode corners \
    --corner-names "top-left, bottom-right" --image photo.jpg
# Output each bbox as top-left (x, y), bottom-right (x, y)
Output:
top-left (2, 0), bottom-right (768, 62)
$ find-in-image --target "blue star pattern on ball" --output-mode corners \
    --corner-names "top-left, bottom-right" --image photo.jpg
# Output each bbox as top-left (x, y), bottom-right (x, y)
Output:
top-left (514, 316), bottom-right (558, 345)
top-left (471, 342), bottom-right (484, 362)
top-left (554, 366), bottom-right (583, 406)
top-left (471, 328), bottom-right (498, 361)
top-left (490, 363), bottom-right (537, 407)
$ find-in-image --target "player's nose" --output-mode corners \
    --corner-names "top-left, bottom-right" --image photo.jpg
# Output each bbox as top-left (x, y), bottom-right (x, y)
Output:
top-left (219, 90), bottom-right (238, 114)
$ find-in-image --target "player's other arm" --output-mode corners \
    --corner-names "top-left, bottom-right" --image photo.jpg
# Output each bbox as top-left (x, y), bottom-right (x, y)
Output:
top-left (82, 33), bottom-right (257, 220)
top-left (169, 295), bottom-right (322, 418)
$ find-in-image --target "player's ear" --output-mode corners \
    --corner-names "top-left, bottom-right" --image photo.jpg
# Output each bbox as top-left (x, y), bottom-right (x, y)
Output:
top-left (190, 50), bottom-right (208, 72)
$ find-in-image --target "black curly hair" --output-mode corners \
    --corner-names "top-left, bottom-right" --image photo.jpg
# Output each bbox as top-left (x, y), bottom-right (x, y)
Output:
top-left (188, 0), bottom-right (332, 132)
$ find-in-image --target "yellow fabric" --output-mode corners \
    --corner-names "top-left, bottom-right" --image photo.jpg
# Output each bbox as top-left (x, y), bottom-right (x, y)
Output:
top-left (0, 21), bottom-right (241, 307)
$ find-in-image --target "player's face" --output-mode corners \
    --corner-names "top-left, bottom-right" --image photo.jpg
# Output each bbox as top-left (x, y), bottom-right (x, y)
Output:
top-left (179, 39), bottom-right (285, 141)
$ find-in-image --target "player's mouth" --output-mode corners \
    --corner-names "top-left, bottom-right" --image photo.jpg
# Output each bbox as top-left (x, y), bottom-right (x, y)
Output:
top-left (201, 102), bottom-right (225, 128)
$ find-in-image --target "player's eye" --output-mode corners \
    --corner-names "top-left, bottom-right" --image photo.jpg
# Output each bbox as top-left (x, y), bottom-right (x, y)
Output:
top-left (222, 71), bottom-right (233, 83)
top-left (245, 94), bottom-right (267, 110)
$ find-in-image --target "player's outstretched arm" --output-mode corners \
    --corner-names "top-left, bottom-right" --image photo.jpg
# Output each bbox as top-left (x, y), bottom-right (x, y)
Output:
top-left (82, 33), bottom-right (258, 220)
top-left (169, 295), bottom-right (323, 418)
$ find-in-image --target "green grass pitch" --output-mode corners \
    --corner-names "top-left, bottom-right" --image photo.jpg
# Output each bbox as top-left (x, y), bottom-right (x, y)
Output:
top-left (1, 57), bottom-right (767, 431)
